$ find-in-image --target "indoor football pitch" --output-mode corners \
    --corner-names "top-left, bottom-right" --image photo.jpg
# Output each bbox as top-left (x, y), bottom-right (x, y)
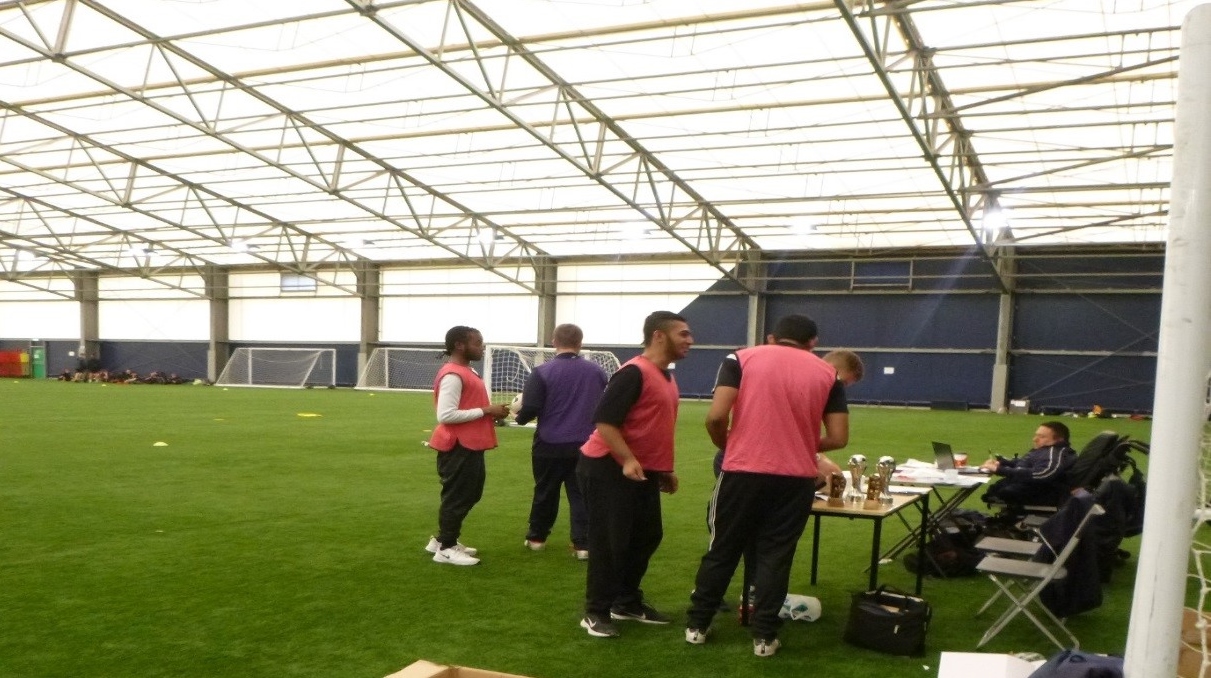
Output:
top-left (1, 379), bottom-right (1156, 678)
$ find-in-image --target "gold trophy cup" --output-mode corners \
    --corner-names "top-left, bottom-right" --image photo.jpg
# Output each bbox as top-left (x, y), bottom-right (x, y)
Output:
top-left (827, 471), bottom-right (847, 507)
top-left (863, 474), bottom-right (885, 510)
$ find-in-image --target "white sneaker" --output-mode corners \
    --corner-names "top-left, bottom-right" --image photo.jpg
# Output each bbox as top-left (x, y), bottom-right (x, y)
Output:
top-left (433, 546), bottom-right (479, 566)
top-left (573, 549), bottom-right (589, 561)
top-left (753, 638), bottom-right (781, 657)
top-left (524, 539), bottom-right (546, 551)
top-left (425, 536), bottom-right (477, 557)
top-left (685, 627), bottom-right (710, 645)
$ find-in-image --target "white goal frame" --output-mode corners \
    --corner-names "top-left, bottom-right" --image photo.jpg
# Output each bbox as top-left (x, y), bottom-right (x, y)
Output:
top-left (355, 347), bottom-right (453, 392)
top-left (215, 347), bottom-right (336, 389)
top-left (482, 345), bottom-right (621, 405)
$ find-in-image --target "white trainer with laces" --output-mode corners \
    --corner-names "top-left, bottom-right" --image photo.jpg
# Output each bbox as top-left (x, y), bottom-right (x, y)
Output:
top-left (433, 546), bottom-right (479, 566)
top-left (753, 638), bottom-right (781, 657)
top-left (425, 536), bottom-right (477, 557)
top-left (684, 628), bottom-right (710, 645)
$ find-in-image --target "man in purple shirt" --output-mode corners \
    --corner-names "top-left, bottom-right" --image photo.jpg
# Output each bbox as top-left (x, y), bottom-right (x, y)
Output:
top-left (515, 324), bottom-right (609, 559)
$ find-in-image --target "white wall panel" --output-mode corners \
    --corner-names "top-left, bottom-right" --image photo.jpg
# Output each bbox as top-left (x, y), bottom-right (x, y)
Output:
top-left (230, 297), bottom-right (360, 341)
top-left (381, 296), bottom-right (538, 343)
top-left (0, 278), bottom-right (75, 301)
top-left (0, 301), bottom-right (80, 339)
top-left (558, 262), bottom-right (719, 294)
top-left (555, 294), bottom-right (696, 345)
top-left (381, 266), bottom-right (533, 295)
top-left (98, 300), bottom-right (210, 340)
top-left (98, 274), bottom-right (206, 299)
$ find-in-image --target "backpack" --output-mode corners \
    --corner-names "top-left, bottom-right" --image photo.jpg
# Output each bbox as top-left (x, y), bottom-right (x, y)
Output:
top-left (903, 509), bottom-right (985, 577)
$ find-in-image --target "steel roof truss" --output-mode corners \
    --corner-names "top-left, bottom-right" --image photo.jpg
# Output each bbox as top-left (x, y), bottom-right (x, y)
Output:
top-left (838, 0), bottom-right (1008, 290)
top-left (351, 0), bottom-right (758, 291)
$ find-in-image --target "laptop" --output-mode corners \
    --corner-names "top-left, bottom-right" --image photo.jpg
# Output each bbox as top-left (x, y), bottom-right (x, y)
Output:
top-left (932, 441), bottom-right (988, 475)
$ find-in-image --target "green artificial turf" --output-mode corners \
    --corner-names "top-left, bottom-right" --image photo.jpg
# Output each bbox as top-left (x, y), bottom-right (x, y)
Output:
top-left (0, 379), bottom-right (1158, 677)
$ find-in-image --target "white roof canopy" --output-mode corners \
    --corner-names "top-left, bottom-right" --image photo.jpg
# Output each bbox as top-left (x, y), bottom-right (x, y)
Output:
top-left (0, 0), bottom-right (1190, 290)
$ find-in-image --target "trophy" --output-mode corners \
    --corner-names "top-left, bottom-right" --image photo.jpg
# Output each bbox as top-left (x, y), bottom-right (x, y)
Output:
top-left (863, 474), bottom-right (885, 510)
top-left (827, 471), bottom-right (847, 507)
top-left (846, 454), bottom-right (867, 503)
top-left (876, 455), bottom-right (897, 505)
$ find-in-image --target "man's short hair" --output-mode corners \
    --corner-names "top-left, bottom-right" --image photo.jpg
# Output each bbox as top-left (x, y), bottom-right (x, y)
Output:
top-left (771, 314), bottom-right (819, 344)
top-left (443, 325), bottom-right (479, 356)
top-left (642, 311), bottom-right (686, 347)
top-left (551, 323), bottom-right (583, 349)
top-left (1041, 421), bottom-right (1071, 443)
top-left (823, 349), bottom-right (864, 383)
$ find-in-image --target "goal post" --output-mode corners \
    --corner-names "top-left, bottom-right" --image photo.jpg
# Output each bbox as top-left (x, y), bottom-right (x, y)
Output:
top-left (355, 347), bottom-right (451, 391)
top-left (354, 345), bottom-right (621, 402)
top-left (482, 345), bottom-right (621, 405)
top-left (215, 347), bottom-right (336, 388)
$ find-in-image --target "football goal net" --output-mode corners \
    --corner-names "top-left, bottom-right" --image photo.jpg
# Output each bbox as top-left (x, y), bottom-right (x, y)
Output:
top-left (355, 347), bottom-right (453, 391)
top-left (215, 348), bottom-right (336, 388)
top-left (482, 345), bottom-right (621, 405)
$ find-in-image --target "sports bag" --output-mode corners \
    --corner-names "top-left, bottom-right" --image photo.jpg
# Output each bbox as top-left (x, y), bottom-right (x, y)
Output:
top-left (1027, 649), bottom-right (1123, 677)
top-left (842, 586), bottom-right (931, 656)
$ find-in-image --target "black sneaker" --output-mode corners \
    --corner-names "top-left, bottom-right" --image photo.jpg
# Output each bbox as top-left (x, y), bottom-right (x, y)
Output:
top-left (610, 601), bottom-right (671, 624)
top-left (580, 613), bottom-right (620, 638)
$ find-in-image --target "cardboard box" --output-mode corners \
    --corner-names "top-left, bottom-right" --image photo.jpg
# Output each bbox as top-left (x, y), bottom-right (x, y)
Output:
top-left (937, 652), bottom-right (1042, 678)
top-left (386, 660), bottom-right (535, 678)
top-left (1179, 607), bottom-right (1211, 678)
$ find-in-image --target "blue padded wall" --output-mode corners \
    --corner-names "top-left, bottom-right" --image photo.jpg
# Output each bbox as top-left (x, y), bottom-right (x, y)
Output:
top-left (767, 294), bottom-right (1000, 349)
top-left (1010, 353), bottom-right (1156, 414)
top-left (99, 341), bottom-right (209, 380)
top-left (1010, 292), bottom-right (1160, 412)
top-left (1014, 293), bottom-right (1159, 352)
top-left (677, 294), bottom-right (749, 347)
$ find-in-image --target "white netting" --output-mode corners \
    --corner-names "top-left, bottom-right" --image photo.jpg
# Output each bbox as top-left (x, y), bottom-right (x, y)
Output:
top-left (1187, 372), bottom-right (1211, 678)
top-left (355, 347), bottom-right (451, 391)
top-left (215, 348), bottom-right (335, 388)
top-left (482, 345), bottom-right (621, 405)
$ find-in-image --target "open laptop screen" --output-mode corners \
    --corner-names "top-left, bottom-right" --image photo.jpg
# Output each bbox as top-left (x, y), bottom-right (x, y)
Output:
top-left (932, 441), bottom-right (956, 469)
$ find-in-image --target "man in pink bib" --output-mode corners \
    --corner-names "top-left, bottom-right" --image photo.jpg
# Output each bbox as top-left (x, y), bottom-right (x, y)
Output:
top-left (576, 311), bottom-right (693, 638)
top-left (685, 314), bottom-right (850, 657)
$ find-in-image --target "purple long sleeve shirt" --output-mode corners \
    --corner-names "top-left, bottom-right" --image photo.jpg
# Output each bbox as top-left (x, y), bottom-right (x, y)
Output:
top-left (515, 353), bottom-right (608, 456)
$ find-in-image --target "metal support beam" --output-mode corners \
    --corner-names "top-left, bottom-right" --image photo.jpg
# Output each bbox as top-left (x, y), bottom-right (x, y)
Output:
top-left (740, 252), bottom-right (768, 345)
top-left (990, 291), bottom-right (1014, 412)
top-left (534, 255), bottom-right (558, 347)
top-left (355, 261), bottom-right (381, 377)
top-left (835, 0), bottom-right (1008, 292)
top-left (202, 266), bottom-right (229, 382)
top-left (71, 270), bottom-right (99, 369)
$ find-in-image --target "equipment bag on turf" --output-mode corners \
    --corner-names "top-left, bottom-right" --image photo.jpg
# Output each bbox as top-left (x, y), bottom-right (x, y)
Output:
top-left (842, 586), bottom-right (931, 656)
top-left (1027, 649), bottom-right (1123, 678)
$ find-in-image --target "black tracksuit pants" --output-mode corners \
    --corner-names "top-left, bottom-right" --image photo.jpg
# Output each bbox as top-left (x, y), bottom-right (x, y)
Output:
top-left (527, 455), bottom-right (589, 549)
top-left (687, 471), bottom-right (815, 641)
top-left (435, 444), bottom-right (485, 547)
top-left (577, 454), bottom-right (663, 616)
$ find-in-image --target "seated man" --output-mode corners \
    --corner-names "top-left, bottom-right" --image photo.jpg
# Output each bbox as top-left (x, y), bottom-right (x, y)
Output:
top-left (981, 421), bottom-right (1077, 508)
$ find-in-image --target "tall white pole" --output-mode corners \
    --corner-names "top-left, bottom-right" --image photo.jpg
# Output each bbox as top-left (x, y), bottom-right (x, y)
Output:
top-left (1124, 5), bottom-right (1211, 676)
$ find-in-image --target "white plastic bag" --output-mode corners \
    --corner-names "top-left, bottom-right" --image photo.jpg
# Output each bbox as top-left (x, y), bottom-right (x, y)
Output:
top-left (779, 594), bottom-right (822, 621)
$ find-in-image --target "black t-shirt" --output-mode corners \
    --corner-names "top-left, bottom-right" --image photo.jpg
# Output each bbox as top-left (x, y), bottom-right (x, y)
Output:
top-left (714, 349), bottom-right (848, 414)
top-left (592, 363), bottom-right (672, 427)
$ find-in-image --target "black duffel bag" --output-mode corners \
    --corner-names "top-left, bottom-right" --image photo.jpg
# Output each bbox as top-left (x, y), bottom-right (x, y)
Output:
top-left (842, 586), bottom-right (932, 656)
